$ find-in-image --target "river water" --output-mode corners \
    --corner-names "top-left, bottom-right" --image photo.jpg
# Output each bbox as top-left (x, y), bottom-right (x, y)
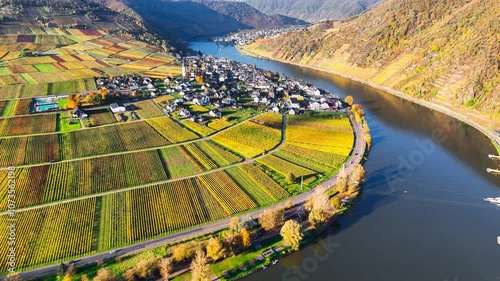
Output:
top-left (190, 42), bottom-right (500, 281)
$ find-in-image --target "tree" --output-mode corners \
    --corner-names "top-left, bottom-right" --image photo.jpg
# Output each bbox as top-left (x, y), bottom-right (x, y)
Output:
top-left (258, 208), bottom-right (284, 231)
top-left (336, 167), bottom-right (348, 193)
top-left (56, 263), bottom-right (66, 280)
top-left (81, 275), bottom-right (90, 281)
top-left (223, 231), bottom-right (236, 255)
top-left (173, 243), bottom-right (191, 262)
top-left (159, 258), bottom-right (173, 281)
top-left (331, 197), bottom-right (341, 210)
top-left (134, 257), bottom-right (159, 278)
top-left (65, 263), bottom-right (76, 276)
top-left (280, 220), bottom-right (303, 251)
top-left (62, 274), bottom-right (72, 281)
top-left (285, 200), bottom-right (293, 209)
top-left (85, 92), bottom-right (96, 103)
top-left (229, 216), bottom-right (240, 232)
top-left (93, 268), bottom-right (118, 281)
top-left (195, 74), bottom-right (205, 84)
top-left (122, 269), bottom-right (136, 281)
top-left (308, 190), bottom-right (334, 227)
top-left (348, 164), bottom-right (365, 193)
top-left (206, 237), bottom-right (225, 261)
top-left (98, 87), bottom-right (110, 100)
top-left (285, 172), bottom-right (295, 184)
top-left (190, 249), bottom-right (211, 281)
top-left (345, 95), bottom-right (354, 106)
top-left (240, 228), bottom-right (251, 249)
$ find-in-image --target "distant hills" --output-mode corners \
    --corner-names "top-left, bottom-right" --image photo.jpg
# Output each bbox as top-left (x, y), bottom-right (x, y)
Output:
top-left (126, 0), bottom-right (306, 44)
top-left (242, 0), bottom-right (500, 118)
top-left (242, 0), bottom-right (385, 23)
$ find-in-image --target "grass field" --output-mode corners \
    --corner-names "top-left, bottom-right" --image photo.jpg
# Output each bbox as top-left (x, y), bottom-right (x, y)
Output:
top-left (58, 114), bottom-right (81, 132)
top-left (211, 121), bottom-right (281, 158)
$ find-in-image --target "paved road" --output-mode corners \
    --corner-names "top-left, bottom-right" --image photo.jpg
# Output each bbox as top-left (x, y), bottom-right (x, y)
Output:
top-left (13, 112), bottom-right (365, 280)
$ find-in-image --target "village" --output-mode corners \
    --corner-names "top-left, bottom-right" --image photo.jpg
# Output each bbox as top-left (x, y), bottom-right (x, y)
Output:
top-left (31, 55), bottom-right (346, 127)
top-left (215, 26), bottom-right (307, 46)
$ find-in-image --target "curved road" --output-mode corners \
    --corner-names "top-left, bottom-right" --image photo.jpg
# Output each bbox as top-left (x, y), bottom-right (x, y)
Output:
top-left (14, 111), bottom-right (366, 280)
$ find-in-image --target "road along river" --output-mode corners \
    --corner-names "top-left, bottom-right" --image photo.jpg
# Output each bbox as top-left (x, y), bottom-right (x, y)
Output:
top-left (190, 42), bottom-right (500, 281)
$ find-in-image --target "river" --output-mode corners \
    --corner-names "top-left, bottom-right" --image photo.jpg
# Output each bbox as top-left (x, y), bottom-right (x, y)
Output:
top-left (189, 42), bottom-right (500, 281)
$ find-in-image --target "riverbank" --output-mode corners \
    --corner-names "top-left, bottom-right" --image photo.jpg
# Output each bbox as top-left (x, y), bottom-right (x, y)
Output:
top-left (237, 45), bottom-right (500, 154)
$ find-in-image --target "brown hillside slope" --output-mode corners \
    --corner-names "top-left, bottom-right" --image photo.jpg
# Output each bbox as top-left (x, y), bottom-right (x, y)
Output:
top-left (243, 0), bottom-right (500, 124)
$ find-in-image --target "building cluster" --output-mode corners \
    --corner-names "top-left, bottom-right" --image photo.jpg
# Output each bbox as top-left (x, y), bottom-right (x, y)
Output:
top-left (216, 26), bottom-right (307, 45)
top-left (163, 55), bottom-right (345, 117)
top-left (33, 55), bottom-right (345, 121)
top-left (95, 75), bottom-right (164, 97)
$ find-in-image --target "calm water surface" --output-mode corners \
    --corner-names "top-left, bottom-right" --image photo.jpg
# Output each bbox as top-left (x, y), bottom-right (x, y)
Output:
top-left (191, 42), bottom-right (500, 281)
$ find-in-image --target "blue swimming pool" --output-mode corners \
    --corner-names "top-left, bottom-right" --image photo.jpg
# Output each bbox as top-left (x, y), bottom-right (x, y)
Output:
top-left (36, 104), bottom-right (59, 112)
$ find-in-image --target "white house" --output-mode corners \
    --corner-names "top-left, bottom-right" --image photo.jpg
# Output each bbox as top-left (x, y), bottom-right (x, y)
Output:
top-left (209, 109), bottom-right (222, 118)
top-left (310, 102), bottom-right (320, 111)
top-left (179, 109), bottom-right (191, 118)
top-left (110, 103), bottom-right (126, 113)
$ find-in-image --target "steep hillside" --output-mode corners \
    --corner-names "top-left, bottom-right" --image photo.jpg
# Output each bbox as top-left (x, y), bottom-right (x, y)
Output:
top-left (243, 0), bottom-right (500, 121)
top-left (193, 0), bottom-right (306, 28)
top-left (243, 0), bottom-right (384, 23)
top-left (128, 0), bottom-right (305, 44)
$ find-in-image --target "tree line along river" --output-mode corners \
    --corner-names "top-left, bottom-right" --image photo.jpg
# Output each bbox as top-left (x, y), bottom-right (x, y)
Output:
top-left (189, 42), bottom-right (500, 281)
